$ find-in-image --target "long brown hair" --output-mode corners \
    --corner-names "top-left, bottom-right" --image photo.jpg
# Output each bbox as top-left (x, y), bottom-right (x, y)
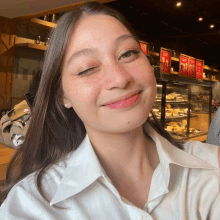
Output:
top-left (0, 1), bottom-right (184, 206)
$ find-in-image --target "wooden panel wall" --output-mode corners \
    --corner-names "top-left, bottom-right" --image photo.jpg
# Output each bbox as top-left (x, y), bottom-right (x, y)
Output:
top-left (0, 16), bottom-right (17, 110)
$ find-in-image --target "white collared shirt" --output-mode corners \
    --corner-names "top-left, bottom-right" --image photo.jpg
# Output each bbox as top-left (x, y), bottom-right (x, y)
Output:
top-left (1, 123), bottom-right (220, 220)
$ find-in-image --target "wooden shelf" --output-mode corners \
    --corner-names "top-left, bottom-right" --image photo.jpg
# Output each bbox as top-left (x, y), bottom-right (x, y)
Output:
top-left (170, 71), bottom-right (179, 75)
top-left (204, 65), bottom-right (219, 73)
top-left (188, 134), bottom-right (207, 142)
top-left (15, 37), bottom-right (47, 50)
top-left (149, 51), bottom-right (159, 57)
top-left (203, 78), bottom-right (218, 82)
top-left (147, 52), bottom-right (219, 75)
top-left (203, 77), bottom-right (213, 81)
top-left (171, 57), bottom-right (180, 62)
top-left (16, 43), bottom-right (47, 51)
top-left (20, 18), bottom-right (56, 30)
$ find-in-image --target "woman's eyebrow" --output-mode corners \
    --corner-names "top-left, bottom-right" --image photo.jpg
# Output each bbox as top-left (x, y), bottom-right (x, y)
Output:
top-left (67, 48), bottom-right (96, 66)
top-left (115, 34), bottom-right (136, 44)
top-left (66, 34), bottom-right (136, 66)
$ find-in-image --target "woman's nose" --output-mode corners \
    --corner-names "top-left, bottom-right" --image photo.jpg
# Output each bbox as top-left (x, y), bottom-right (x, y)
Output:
top-left (104, 62), bottom-right (133, 90)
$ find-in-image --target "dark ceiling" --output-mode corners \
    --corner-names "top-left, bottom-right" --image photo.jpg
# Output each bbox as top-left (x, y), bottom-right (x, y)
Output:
top-left (106, 0), bottom-right (220, 69)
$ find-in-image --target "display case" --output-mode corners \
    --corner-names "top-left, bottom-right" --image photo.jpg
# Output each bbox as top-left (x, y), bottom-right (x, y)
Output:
top-left (150, 80), bottom-right (213, 141)
top-left (151, 84), bottom-right (162, 121)
top-left (189, 85), bottom-right (212, 139)
top-left (164, 83), bottom-right (190, 140)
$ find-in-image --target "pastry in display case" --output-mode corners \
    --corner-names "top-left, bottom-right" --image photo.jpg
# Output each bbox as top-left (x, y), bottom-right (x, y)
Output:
top-left (164, 84), bottom-right (189, 139)
top-left (165, 84), bottom-right (205, 139)
top-left (166, 92), bottom-right (188, 102)
top-left (150, 81), bottom-right (212, 141)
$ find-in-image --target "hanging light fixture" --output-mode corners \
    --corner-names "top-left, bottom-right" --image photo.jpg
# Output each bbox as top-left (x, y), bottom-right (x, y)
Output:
top-left (198, 16), bottom-right (203, 21)
top-left (176, 2), bottom-right (182, 7)
top-left (198, 11), bottom-right (204, 22)
top-left (209, 19), bottom-right (215, 28)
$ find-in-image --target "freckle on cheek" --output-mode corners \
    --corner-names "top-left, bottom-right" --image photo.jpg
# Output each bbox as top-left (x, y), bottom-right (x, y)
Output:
top-left (128, 121), bottom-right (130, 124)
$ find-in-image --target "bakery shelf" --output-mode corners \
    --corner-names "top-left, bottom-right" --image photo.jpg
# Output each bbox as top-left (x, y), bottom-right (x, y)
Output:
top-left (149, 51), bottom-right (159, 57)
top-left (191, 100), bottom-right (209, 103)
top-left (203, 78), bottom-right (218, 82)
top-left (181, 132), bottom-right (207, 141)
top-left (170, 71), bottom-right (179, 75)
top-left (188, 134), bottom-right (207, 142)
top-left (165, 114), bottom-right (197, 121)
top-left (165, 116), bottom-right (187, 121)
top-left (167, 132), bottom-right (206, 141)
top-left (204, 65), bottom-right (219, 73)
top-left (20, 18), bottom-right (56, 30)
top-left (166, 100), bottom-right (189, 103)
top-left (171, 57), bottom-right (180, 62)
top-left (154, 82), bottom-right (212, 141)
top-left (203, 77), bottom-right (212, 81)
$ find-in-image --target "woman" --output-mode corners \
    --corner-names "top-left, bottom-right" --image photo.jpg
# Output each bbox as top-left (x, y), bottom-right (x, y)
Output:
top-left (0, 2), bottom-right (220, 219)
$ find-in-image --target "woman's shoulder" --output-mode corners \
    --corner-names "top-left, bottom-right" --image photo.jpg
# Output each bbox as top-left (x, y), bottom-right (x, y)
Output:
top-left (183, 141), bottom-right (219, 169)
top-left (0, 159), bottom-right (68, 219)
top-left (3, 149), bottom-right (75, 201)
top-left (3, 157), bottom-right (68, 196)
top-left (182, 141), bottom-right (220, 218)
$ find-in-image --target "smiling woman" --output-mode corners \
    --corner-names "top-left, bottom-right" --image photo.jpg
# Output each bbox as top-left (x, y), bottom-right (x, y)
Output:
top-left (0, 1), bottom-right (220, 220)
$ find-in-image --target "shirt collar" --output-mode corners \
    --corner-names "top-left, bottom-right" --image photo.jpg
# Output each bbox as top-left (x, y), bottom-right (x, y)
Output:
top-left (143, 122), bottom-right (217, 186)
top-left (50, 122), bottom-right (217, 206)
top-left (50, 134), bottom-right (105, 206)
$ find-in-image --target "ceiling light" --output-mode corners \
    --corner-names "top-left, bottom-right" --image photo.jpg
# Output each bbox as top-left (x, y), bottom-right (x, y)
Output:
top-left (210, 24), bottom-right (215, 28)
top-left (198, 11), bottom-right (204, 22)
top-left (176, 2), bottom-right (182, 7)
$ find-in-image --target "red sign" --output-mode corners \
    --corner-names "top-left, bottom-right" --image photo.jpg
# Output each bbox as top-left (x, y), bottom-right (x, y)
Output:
top-left (196, 60), bottom-right (204, 79)
top-left (160, 49), bottom-right (171, 74)
top-left (188, 57), bottom-right (196, 77)
top-left (179, 55), bottom-right (189, 76)
top-left (140, 43), bottom-right (148, 55)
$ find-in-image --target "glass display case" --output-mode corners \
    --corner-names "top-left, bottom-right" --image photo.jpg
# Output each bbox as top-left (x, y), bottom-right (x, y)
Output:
top-left (189, 85), bottom-right (211, 139)
top-left (151, 84), bottom-right (162, 121)
top-left (164, 84), bottom-right (189, 140)
top-left (150, 81), bottom-right (212, 141)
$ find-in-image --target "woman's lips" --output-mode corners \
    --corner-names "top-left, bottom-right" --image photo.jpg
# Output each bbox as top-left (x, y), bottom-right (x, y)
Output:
top-left (102, 91), bottom-right (142, 106)
top-left (104, 91), bottom-right (142, 109)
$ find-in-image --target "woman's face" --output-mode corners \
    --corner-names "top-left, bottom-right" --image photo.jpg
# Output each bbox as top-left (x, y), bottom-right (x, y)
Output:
top-left (62, 14), bottom-right (157, 134)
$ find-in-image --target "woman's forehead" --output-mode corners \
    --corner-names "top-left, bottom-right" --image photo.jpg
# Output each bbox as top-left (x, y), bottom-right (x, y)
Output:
top-left (63, 15), bottom-right (134, 62)
top-left (69, 14), bottom-right (131, 44)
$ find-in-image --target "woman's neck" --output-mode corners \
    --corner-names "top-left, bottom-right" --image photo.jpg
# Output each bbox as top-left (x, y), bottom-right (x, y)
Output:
top-left (86, 125), bottom-right (158, 182)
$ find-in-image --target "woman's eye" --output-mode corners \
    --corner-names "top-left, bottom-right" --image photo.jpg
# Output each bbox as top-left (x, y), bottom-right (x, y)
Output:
top-left (77, 67), bottom-right (96, 76)
top-left (120, 50), bottom-right (140, 60)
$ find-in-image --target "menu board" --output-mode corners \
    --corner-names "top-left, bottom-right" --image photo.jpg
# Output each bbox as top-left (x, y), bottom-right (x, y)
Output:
top-left (188, 57), bottom-right (196, 78)
top-left (140, 42), bottom-right (148, 55)
top-left (179, 54), bottom-right (189, 77)
top-left (160, 48), bottom-right (171, 74)
top-left (196, 60), bottom-right (204, 79)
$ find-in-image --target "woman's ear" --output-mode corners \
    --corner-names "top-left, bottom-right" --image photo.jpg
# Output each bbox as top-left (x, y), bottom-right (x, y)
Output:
top-left (62, 97), bottom-right (71, 109)
top-left (58, 88), bottom-right (72, 109)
